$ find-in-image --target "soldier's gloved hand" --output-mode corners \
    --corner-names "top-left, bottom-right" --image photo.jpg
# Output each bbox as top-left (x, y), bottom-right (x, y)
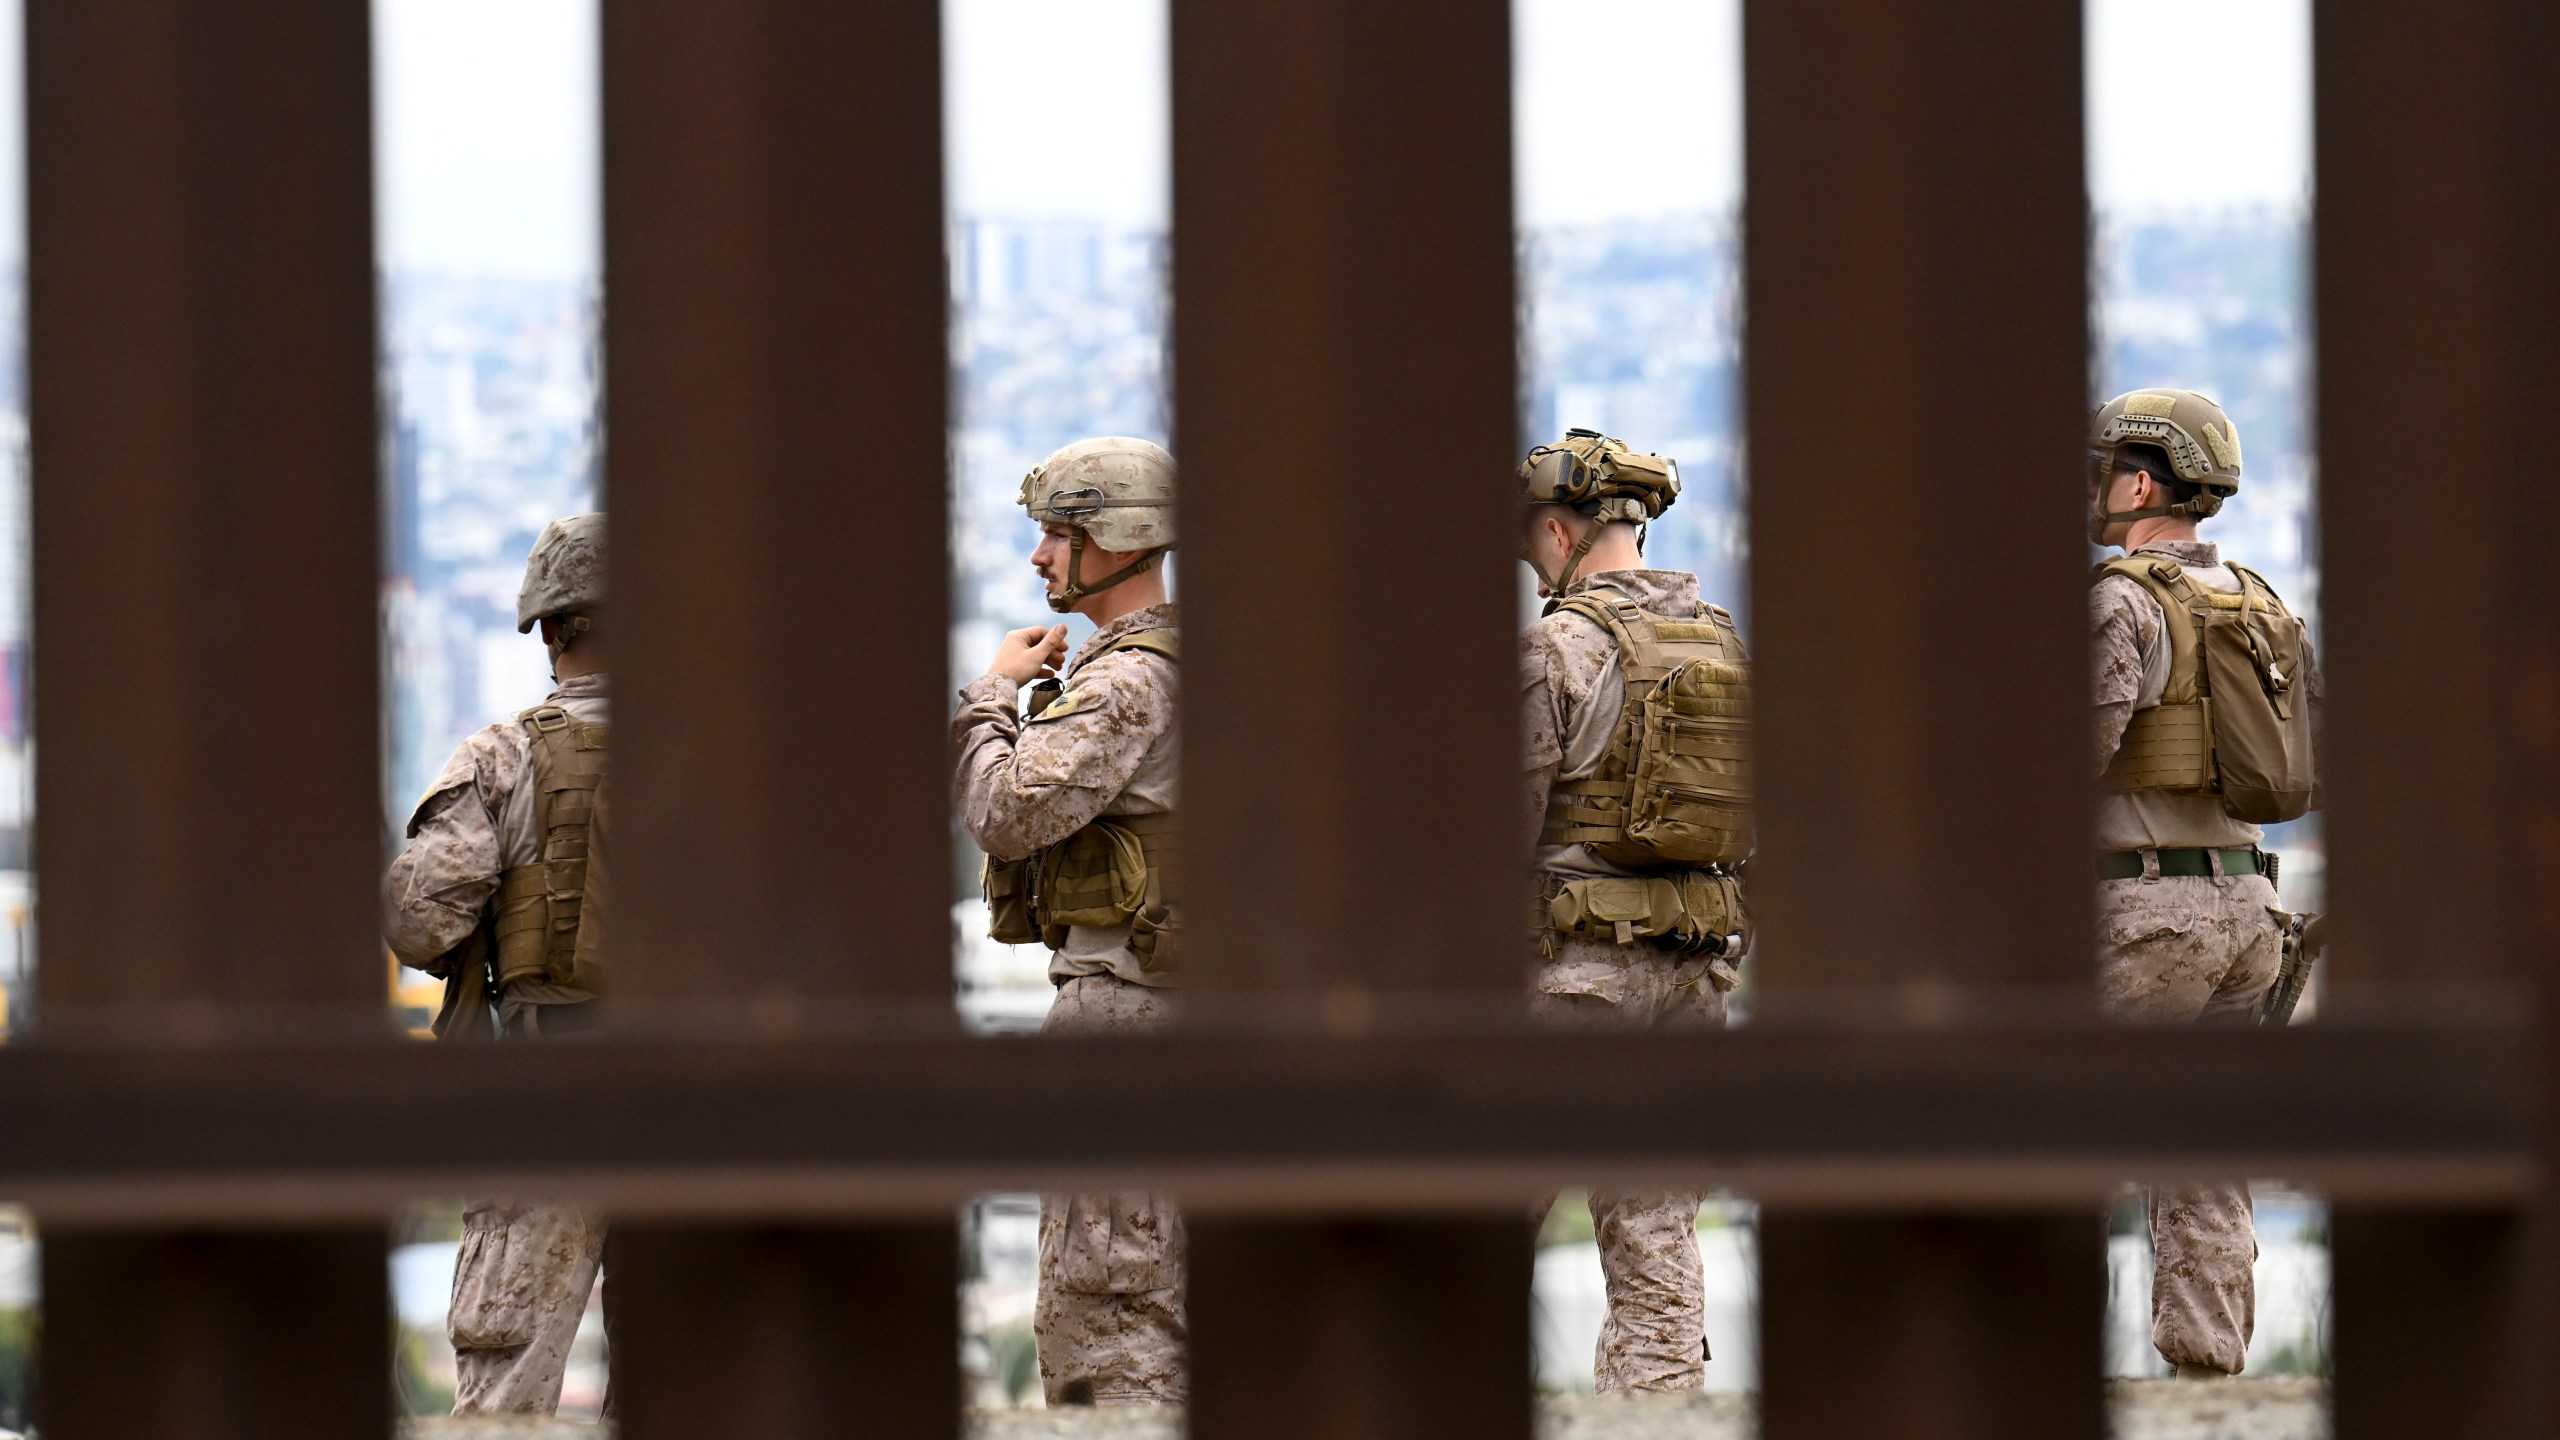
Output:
top-left (986, 624), bottom-right (1070, 687)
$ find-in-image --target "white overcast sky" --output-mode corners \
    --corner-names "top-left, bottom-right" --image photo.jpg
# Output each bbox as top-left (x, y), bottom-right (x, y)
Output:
top-left (0, 0), bottom-right (2309, 277)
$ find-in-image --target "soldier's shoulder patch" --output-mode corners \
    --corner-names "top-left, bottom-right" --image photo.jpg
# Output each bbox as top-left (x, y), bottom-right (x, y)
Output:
top-left (1028, 686), bottom-right (1104, 723)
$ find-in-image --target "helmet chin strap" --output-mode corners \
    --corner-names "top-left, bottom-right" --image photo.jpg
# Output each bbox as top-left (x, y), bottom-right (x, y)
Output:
top-left (1047, 528), bottom-right (1162, 614)
top-left (2089, 460), bottom-right (2216, 544)
top-left (1526, 502), bottom-right (1638, 596)
top-left (543, 615), bottom-right (592, 677)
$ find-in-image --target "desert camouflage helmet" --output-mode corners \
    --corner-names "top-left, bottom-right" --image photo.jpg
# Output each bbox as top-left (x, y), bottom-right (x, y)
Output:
top-left (516, 512), bottom-right (606, 633)
top-left (2088, 388), bottom-right (2243, 538)
top-left (1518, 428), bottom-right (1680, 592)
top-left (1019, 437), bottom-right (1175, 613)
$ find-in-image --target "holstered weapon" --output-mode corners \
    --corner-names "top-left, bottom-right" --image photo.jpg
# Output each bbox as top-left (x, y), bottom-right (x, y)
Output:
top-left (2258, 911), bottom-right (2323, 1026)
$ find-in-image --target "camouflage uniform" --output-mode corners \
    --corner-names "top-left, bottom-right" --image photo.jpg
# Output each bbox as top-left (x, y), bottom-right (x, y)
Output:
top-left (1522, 569), bottom-right (1733, 1393)
top-left (386, 672), bottom-right (610, 1415)
top-left (954, 603), bottom-right (1185, 1405)
top-left (2093, 539), bottom-right (2322, 1374)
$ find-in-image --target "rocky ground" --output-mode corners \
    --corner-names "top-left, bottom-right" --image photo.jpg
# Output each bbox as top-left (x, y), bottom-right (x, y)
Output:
top-left (400, 1378), bottom-right (2326, 1439)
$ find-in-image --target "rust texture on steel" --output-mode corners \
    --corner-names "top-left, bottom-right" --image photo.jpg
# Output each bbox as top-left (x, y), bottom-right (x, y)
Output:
top-left (615, 1224), bottom-right (960, 1440)
top-left (28, 0), bottom-right (382, 1026)
top-left (2332, 1210), bottom-right (2523, 1440)
top-left (1743, 2), bottom-right (2099, 1436)
top-left (603, 0), bottom-right (952, 1010)
top-left (26, 2), bottom-right (391, 1437)
top-left (1742, 0), bottom-right (2090, 1007)
top-left (1169, 0), bottom-right (1525, 1421)
top-left (2315, 0), bottom-right (2536, 1007)
top-left (598, 5), bottom-right (957, 1436)
top-left (1762, 1216), bottom-right (2101, 1440)
top-left (2316, 0), bottom-right (2560, 1433)
top-left (0, 1024), bottom-right (2520, 1218)
top-left (1190, 1219), bottom-right (1532, 1440)
top-left (42, 1229), bottom-right (391, 1440)
top-left (1172, 0), bottom-right (1518, 1003)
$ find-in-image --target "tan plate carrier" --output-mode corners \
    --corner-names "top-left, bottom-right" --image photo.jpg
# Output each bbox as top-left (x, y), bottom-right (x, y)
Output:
top-left (982, 628), bottom-right (1180, 973)
top-left (1538, 587), bottom-right (1752, 954)
top-left (2096, 555), bottom-right (2314, 824)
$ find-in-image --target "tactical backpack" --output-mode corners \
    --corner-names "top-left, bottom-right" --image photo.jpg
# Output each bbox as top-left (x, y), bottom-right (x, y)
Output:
top-left (2096, 556), bottom-right (2314, 823)
top-left (982, 628), bottom-right (1180, 973)
top-left (1540, 589), bottom-right (1753, 870)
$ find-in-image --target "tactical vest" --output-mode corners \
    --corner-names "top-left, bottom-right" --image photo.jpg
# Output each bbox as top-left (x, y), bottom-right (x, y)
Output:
top-left (981, 628), bottom-right (1180, 972)
top-left (1536, 588), bottom-right (1752, 957)
top-left (1541, 589), bottom-right (1753, 868)
top-left (492, 704), bottom-right (608, 990)
top-left (2096, 555), bottom-right (2314, 824)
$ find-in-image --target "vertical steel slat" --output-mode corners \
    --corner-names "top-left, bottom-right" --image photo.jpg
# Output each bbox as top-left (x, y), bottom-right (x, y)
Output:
top-left (614, 1224), bottom-right (959, 1440)
top-left (27, 1), bottom-right (387, 1434)
top-left (1188, 1219), bottom-right (1531, 1440)
top-left (2331, 1210), bottom-right (2520, 1437)
top-left (1171, 0), bottom-right (1525, 1431)
top-left (602, 0), bottom-right (958, 1431)
top-left (2521, 1), bottom-right (2560, 1423)
top-left (1741, 1), bottom-right (2089, 1015)
top-left (1174, 0), bottom-right (1518, 1011)
top-left (1742, 3), bottom-right (2099, 1436)
top-left (28, 0), bottom-right (382, 1025)
top-left (1762, 1216), bottom-right (2103, 1438)
top-left (2315, 1), bottom-right (2554, 1433)
top-left (42, 1231), bottom-right (391, 1440)
top-left (603, 0), bottom-right (952, 1020)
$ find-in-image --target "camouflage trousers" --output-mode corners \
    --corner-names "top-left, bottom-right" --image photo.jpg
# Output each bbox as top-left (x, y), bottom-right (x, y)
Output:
top-left (2098, 872), bottom-right (2284, 1374)
top-left (1037, 974), bottom-right (1187, 1405)
top-left (450, 1201), bottom-right (606, 1415)
top-left (1533, 935), bottom-right (1732, 1393)
top-left (452, 995), bottom-right (610, 1416)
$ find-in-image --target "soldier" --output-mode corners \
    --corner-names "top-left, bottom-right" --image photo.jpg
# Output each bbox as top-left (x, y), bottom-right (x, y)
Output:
top-left (954, 437), bottom-right (1183, 1406)
top-left (1519, 429), bottom-right (1750, 1392)
top-left (2087, 389), bottom-right (2322, 1378)
top-left (386, 514), bottom-right (612, 1415)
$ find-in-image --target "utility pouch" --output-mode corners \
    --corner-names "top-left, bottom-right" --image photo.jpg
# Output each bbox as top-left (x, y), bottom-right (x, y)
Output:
top-left (1039, 819), bottom-right (1151, 929)
top-left (1131, 901), bottom-right (1180, 975)
top-left (982, 853), bottom-right (1042, 945)
top-left (1546, 870), bottom-right (1745, 952)
top-left (1620, 660), bottom-right (1753, 865)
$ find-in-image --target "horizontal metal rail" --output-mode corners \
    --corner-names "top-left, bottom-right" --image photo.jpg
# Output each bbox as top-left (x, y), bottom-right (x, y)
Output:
top-left (6, 1020), bottom-right (2523, 1223)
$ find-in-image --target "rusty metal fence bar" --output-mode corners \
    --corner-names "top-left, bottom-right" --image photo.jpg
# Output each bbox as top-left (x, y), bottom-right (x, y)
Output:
top-left (2, 0), bottom-right (2548, 1435)
top-left (27, 0), bottom-right (389, 1436)
top-left (1170, 0), bottom-right (1528, 1429)
top-left (1740, 3), bottom-right (2099, 1435)
top-left (602, 0), bottom-right (958, 1433)
top-left (2315, 1), bottom-right (2558, 1435)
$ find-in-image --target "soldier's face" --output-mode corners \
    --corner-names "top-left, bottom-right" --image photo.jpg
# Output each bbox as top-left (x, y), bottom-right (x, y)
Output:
top-left (1031, 523), bottom-right (1078, 598)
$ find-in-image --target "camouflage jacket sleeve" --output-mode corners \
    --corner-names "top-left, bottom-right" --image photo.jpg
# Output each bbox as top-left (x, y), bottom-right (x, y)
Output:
top-left (952, 652), bottom-right (1176, 863)
top-left (1519, 626), bottom-right (1572, 853)
top-left (382, 727), bottom-right (515, 971)
top-left (2089, 575), bottom-right (2159, 776)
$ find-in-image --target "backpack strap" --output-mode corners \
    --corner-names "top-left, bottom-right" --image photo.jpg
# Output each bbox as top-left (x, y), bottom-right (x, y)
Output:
top-left (2094, 556), bottom-right (2209, 705)
top-left (1086, 626), bottom-right (1179, 666)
